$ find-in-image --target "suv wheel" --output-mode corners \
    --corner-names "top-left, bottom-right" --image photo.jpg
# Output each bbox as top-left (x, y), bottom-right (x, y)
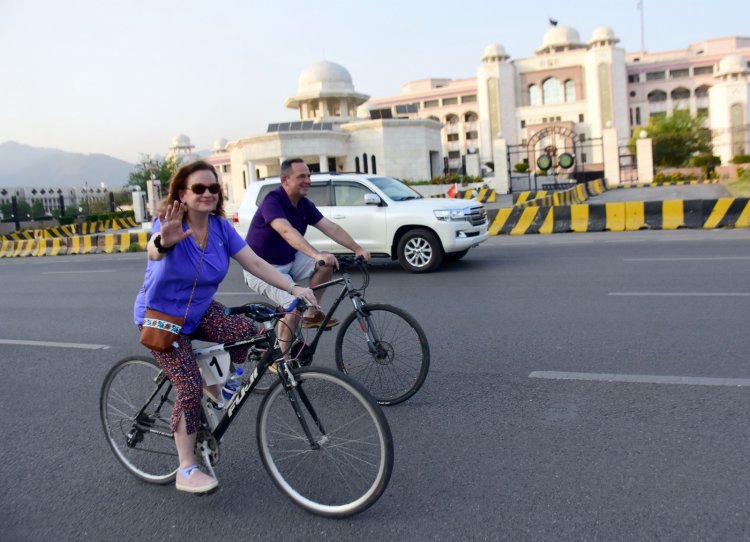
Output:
top-left (397, 229), bottom-right (444, 273)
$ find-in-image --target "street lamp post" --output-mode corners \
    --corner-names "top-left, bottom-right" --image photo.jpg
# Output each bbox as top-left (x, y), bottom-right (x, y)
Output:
top-left (143, 154), bottom-right (162, 219)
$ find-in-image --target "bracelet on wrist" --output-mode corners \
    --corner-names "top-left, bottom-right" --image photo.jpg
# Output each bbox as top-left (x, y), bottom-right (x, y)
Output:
top-left (287, 282), bottom-right (296, 295)
top-left (153, 234), bottom-right (174, 254)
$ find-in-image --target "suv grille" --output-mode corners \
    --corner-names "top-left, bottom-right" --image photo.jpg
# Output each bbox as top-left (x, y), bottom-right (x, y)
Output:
top-left (468, 206), bottom-right (487, 226)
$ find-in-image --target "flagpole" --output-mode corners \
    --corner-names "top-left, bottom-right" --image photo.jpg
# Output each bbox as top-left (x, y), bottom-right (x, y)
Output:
top-left (637, 0), bottom-right (645, 52)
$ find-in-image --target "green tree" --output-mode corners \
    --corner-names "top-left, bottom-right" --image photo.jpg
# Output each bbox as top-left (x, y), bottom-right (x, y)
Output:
top-left (31, 200), bottom-right (46, 220)
top-left (2, 199), bottom-right (32, 221)
top-left (127, 154), bottom-right (182, 192)
top-left (630, 111), bottom-right (712, 167)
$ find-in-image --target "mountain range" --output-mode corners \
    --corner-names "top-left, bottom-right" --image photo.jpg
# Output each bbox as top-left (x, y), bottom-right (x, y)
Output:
top-left (0, 141), bottom-right (136, 188)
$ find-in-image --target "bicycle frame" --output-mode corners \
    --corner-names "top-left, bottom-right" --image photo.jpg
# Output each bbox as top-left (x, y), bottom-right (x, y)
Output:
top-left (302, 261), bottom-right (371, 357)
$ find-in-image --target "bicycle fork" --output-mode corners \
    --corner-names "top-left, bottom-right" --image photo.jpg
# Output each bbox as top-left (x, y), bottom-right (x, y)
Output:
top-left (277, 364), bottom-right (329, 449)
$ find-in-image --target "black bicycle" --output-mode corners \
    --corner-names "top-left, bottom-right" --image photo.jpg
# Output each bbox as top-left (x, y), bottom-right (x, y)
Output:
top-left (100, 299), bottom-right (394, 518)
top-left (245, 256), bottom-right (430, 405)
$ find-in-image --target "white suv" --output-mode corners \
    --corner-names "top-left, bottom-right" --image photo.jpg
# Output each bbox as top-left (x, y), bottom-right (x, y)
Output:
top-left (235, 173), bottom-right (489, 273)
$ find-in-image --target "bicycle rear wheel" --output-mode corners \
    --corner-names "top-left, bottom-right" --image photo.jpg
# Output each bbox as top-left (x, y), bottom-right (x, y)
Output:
top-left (257, 367), bottom-right (393, 518)
top-left (335, 303), bottom-right (430, 405)
top-left (100, 356), bottom-right (178, 484)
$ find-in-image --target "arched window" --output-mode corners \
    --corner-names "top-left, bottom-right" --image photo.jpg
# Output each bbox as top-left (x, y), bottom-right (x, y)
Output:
top-left (362, 153), bottom-right (369, 174)
top-left (355, 156), bottom-right (360, 173)
top-left (647, 90), bottom-right (667, 102)
top-left (542, 78), bottom-right (563, 104)
top-left (529, 84), bottom-right (541, 106)
top-left (647, 90), bottom-right (668, 115)
top-left (565, 80), bottom-right (576, 102)
top-left (694, 85), bottom-right (710, 98)
top-left (371, 155), bottom-right (377, 174)
top-left (671, 87), bottom-right (691, 110)
top-left (445, 114), bottom-right (459, 124)
top-left (464, 112), bottom-right (478, 122)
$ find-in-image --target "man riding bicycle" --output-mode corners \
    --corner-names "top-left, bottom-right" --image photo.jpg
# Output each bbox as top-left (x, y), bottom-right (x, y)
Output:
top-left (243, 158), bottom-right (370, 353)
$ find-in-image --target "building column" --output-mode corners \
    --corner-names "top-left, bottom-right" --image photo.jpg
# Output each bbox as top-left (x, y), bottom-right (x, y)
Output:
top-left (636, 133), bottom-right (654, 183)
top-left (245, 160), bottom-right (257, 186)
top-left (319, 154), bottom-right (329, 172)
top-left (602, 126), bottom-right (621, 186)
top-left (491, 136), bottom-right (510, 194)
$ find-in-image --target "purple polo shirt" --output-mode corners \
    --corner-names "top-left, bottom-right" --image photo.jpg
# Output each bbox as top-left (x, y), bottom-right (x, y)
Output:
top-left (133, 215), bottom-right (247, 335)
top-left (245, 186), bottom-right (323, 265)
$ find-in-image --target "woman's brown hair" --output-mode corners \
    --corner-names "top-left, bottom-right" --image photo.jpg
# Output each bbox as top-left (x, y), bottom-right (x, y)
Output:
top-left (161, 160), bottom-right (225, 218)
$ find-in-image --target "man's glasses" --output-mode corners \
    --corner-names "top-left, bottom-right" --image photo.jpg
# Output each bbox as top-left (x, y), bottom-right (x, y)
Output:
top-left (187, 183), bottom-right (221, 195)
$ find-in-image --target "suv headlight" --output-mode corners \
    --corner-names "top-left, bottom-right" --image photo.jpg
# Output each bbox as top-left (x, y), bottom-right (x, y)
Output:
top-left (434, 207), bottom-right (471, 221)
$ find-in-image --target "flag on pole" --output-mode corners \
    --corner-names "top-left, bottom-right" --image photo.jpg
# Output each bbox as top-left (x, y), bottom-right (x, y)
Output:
top-left (446, 183), bottom-right (457, 198)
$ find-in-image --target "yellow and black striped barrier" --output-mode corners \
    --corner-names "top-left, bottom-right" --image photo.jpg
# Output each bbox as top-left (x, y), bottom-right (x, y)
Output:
top-left (488, 198), bottom-right (750, 235)
top-left (0, 231), bottom-right (149, 258)
top-left (2, 217), bottom-right (137, 241)
top-left (616, 179), bottom-right (719, 189)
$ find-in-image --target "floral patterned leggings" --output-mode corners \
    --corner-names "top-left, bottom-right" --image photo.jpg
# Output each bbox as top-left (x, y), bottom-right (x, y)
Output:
top-left (146, 300), bottom-right (257, 435)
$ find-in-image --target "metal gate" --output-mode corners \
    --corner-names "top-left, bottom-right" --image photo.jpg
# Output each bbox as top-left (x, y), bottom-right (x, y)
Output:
top-left (619, 145), bottom-right (638, 184)
top-left (506, 126), bottom-right (604, 192)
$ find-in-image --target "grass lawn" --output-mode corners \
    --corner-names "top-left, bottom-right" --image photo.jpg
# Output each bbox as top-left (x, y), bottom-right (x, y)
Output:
top-left (721, 177), bottom-right (750, 198)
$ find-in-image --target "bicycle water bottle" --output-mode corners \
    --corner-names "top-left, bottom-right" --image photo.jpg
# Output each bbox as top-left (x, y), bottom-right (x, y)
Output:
top-left (221, 367), bottom-right (244, 402)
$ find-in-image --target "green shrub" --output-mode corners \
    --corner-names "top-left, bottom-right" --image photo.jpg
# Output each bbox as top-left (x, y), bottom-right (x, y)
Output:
top-left (514, 162), bottom-right (530, 173)
top-left (653, 172), bottom-right (697, 183)
top-left (59, 216), bottom-right (76, 226)
top-left (730, 154), bottom-right (750, 164)
top-left (689, 154), bottom-right (720, 168)
top-left (84, 214), bottom-right (99, 222)
top-left (123, 210), bottom-right (135, 218)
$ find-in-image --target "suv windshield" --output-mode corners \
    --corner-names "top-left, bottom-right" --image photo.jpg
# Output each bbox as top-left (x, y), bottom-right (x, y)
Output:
top-left (369, 176), bottom-right (423, 201)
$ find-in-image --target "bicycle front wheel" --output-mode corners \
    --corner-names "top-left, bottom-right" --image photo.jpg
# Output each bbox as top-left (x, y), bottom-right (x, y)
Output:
top-left (335, 303), bottom-right (430, 405)
top-left (257, 367), bottom-right (393, 518)
top-left (100, 356), bottom-right (178, 484)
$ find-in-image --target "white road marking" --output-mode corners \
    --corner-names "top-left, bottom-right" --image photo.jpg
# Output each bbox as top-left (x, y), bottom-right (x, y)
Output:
top-left (624, 256), bottom-right (750, 262)
top-left (529, 371), bottom-right (750, 387)
top-left (0, 339), bottom-right (110, 350)
top-left (41, 270), bottom-right (118, 274)
top-left (608, 292), bottom-right (750, 297)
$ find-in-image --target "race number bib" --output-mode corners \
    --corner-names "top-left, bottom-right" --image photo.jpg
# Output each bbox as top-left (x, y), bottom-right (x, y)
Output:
top-left (196, 350), bottom-right (231, 386)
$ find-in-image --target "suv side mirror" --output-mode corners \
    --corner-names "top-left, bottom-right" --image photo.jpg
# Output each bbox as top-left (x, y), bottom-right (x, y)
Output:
top-left (364, 194), bottom-right (381, 205)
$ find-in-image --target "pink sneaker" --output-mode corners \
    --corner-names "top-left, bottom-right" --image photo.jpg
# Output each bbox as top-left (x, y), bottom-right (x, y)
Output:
top-left (175, 464), bottom-right (218, 494)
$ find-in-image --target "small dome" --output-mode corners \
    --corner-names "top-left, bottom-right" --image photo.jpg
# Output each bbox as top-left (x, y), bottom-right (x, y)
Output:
top-left (212, 138), bottom-right (228, 152)
top-left (298, 61), bottom-right (353, 93)
top-left (589, 26), bottom-right (619, 45)
top-left (717, 55), bottom-right (748, 77)
top-left (171, 134), bottom-right (191, 148)
top-left (541, 25), bottom-right (582, 50)
top-left (482, 43), bottom-right (509, 61)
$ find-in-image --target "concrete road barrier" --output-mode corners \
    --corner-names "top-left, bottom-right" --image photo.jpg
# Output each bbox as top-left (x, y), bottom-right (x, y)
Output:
top-left (488, 198), bottom-right (750, 235)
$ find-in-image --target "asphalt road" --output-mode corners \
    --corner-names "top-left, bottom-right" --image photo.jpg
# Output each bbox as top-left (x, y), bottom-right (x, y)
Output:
top-left (1, 229), bottom-right (749, 541)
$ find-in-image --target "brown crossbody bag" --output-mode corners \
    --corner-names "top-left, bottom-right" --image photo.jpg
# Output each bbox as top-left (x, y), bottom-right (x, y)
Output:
top-left (139, 237), bottom-right (207, 353)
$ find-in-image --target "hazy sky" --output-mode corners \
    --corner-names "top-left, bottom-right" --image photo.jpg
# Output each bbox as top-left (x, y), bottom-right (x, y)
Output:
top-left (1, 0), bottom-right (747, 163)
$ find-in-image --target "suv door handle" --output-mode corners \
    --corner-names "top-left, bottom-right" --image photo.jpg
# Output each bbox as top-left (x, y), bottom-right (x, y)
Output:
top-left (332, 214), bottom-right (346, 219)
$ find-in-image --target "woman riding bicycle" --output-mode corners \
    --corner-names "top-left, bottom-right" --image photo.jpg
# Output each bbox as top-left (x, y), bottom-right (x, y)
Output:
top-left (133, 160), bottom-right (316, 495)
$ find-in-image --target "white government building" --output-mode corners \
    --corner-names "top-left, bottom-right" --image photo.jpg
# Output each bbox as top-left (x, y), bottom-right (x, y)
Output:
top-left (168, 24), bottom-right (749, 204)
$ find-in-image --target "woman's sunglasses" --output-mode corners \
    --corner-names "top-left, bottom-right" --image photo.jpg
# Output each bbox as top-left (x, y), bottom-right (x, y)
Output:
top-left (187, 183), bottom-right (221, 195)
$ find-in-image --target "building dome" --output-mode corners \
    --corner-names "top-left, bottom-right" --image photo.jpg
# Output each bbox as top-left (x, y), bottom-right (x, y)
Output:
top-left (285, 60), bottom-right (369, 114)
top-left (539, 25), bottom-right (583, 52)
top-left (482, 43), bottom-right (509, 62)
top-left (171, 134), bottom-right (191, 148)
top-left (589, 26), bottom-right (619, 45)
top-left (716, 54), bottom-right (748, 77)
top-left (298, 61), bottom-right (354, 94)
top-left (212, 138), bottom-right (228, 153)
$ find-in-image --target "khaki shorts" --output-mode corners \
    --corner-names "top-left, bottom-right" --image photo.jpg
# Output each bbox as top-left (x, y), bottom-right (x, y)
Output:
top-left (243, 251), bottom-right (316, 309)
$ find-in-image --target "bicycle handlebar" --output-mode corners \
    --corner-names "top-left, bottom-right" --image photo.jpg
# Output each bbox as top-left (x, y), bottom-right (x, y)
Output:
top-left (317, 255), bottom-right (366, 268)
top-left (224, 297), bottom-right (308, 321)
